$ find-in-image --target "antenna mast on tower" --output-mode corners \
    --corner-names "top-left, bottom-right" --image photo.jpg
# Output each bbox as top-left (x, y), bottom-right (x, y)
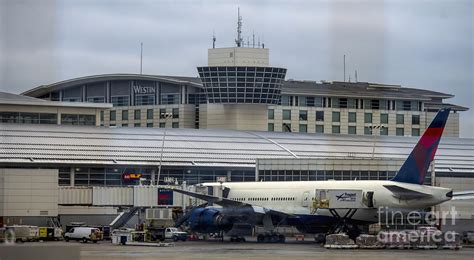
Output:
top-left (235, 8), bottom-right (243, 47)
top-left (212, 30), bottom-right (216, 48)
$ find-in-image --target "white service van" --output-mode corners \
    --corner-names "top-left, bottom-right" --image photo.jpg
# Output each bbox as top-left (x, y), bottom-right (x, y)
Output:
top-left (64, 227), bottom-right (102, 243)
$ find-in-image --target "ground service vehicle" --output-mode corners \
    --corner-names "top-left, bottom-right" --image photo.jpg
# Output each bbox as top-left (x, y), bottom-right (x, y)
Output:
top-left (165, 227), bottom-right (188, 241)
top-left (64, 227), bottom-right (103, 243)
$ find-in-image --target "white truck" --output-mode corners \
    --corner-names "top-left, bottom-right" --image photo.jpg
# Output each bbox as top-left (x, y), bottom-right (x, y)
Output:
top-left (64, 227), bottom-right (103, 243)
top-left (164, 227), bottom-right (188, 241)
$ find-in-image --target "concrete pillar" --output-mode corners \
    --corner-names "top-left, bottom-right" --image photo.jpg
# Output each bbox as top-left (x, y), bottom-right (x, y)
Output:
top-left (70, 167), bottom-right (75, 186)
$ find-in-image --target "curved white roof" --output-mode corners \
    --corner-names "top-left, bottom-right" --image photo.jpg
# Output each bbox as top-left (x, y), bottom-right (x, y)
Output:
top-left (0, 124), bottom-right (472, 172)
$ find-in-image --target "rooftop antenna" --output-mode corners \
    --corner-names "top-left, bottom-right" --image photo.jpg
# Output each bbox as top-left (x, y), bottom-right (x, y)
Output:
top-left (343, 54), bottom-right (346, 82)
top-left (235, 7), bottom-right (243, 47)
top-left (140, 42), bottom-right (143, 74)
top-left (355, 70), bottom-right (358, 82)
top-left (212, 30), bottom-right (216, 49)
top-left (252, 31), bottom-right (255, 48)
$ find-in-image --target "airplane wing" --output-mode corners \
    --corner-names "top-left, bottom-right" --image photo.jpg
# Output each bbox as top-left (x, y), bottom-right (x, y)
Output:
top-left (171, 188), bottom-right (244, 207)
top-left (451, 190), bottom-right (474, 201)
top-left (383, 185), bottom-right (433, 200)
top-left (171, 188), bottom-right (292, 217)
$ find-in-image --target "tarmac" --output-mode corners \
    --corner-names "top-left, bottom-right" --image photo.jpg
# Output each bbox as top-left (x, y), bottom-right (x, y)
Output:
top-left (1, 238), bottom-right (474, 260)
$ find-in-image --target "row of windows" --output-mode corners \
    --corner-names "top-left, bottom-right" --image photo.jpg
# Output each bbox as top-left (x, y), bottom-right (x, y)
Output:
top-left (0, 112), bottom-right (57, 124)
top-left (60, 167), bottom-right (255, 186)
top-left (198, 66), bottom-right (286, 74)
top-left (110, 122), bottom-right (179, 128)
top-left (269, 123), bottom-right (420, 136)
top-left (0, 112), bottom-right (95, 126)
top-left (280, 96), bottom-right (422, 111)
top-left (200, 66), bottom-right (286, 105)
top-left (61, 114), bottom-right (96, 126)
top-left (270, 110), bottom-right (421, 125)
top-left (109, 94), bottom-right (180, 107)
top-left (235, 197), bottom-right (297, 202)
top-left (108, 108), bottom-right (179, 121)
top-left (258, 170), bottom-right (431, 185)
top-left (201, 76), bottom-right (285, 83)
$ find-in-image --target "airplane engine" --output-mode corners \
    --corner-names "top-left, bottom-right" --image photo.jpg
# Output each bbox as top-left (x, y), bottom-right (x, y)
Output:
top-left (187, 208), bottom-right (233, 233)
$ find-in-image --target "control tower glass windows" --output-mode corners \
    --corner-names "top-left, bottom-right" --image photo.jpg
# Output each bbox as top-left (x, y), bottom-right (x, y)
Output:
top-left (111, 96), bottom-right (129, 107)
top-left (198, 66), bottom-right (286, 104)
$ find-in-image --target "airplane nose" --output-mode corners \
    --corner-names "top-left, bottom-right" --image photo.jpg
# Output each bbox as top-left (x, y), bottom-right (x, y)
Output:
top-left (446, 190), bottom-right (453, 198)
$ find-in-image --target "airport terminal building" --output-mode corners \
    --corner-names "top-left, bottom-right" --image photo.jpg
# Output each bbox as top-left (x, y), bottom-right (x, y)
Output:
top-left (22, 45), bottom-right (467, 137)
top-left (1, 36), bottom-right (473, 230)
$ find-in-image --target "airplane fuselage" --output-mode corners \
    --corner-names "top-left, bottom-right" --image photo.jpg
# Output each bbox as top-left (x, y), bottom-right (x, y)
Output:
top-left (202, 180), bottom-right (452, 223)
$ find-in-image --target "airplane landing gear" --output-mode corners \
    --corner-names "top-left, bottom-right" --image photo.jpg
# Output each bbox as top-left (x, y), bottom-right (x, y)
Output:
top-left (328, 209), bottom-right (361, 240)
top-left (257, 233), bottom-right (285, 243)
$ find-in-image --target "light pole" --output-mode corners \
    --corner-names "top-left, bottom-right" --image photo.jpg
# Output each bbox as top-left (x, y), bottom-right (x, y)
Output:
top-left (370, 125), bottom-right (385, 159)
top-left (156, 112), bottom-right (173, 185)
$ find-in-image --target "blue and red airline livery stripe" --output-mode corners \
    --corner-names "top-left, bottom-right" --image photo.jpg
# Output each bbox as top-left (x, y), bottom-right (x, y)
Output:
top-left (391, 108), bottom-right (450, 185)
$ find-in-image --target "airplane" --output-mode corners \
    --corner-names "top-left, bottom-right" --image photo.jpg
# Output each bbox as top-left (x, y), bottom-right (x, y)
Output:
top-left (172, 108), bottom-right (472, 242)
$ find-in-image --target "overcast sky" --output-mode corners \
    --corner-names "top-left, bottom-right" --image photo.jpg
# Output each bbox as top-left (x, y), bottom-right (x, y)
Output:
top-left (1, 0), bottom-right (472, 137)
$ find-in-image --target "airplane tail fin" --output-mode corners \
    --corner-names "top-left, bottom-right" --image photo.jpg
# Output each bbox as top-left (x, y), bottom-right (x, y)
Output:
top-left (391, 108), bottom-right (451, 185)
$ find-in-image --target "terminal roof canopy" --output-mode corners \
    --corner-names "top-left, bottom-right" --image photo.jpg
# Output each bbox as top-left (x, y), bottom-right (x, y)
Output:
top-left (0, 124), bottom-right (472, 171)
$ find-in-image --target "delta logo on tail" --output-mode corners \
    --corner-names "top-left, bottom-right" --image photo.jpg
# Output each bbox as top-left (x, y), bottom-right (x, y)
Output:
top-left (392, 108), bottom-right (451, 185)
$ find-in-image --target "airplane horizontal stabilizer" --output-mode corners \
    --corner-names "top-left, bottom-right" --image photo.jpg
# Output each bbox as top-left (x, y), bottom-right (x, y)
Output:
top-left (451, 191), bottom-right (474, 201)
top-left (383, 185), bottom-right (433, 200)
top-left (451, 195), bottom-right (474, 200)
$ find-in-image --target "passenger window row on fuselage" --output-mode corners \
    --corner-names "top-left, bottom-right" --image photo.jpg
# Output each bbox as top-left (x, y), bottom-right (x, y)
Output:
top-left (231, 197), bottom-right (297, 201)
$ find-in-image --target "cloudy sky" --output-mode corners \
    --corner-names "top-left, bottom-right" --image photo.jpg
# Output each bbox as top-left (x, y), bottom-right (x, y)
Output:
top-left (1, 0), bottom-right (473, 137)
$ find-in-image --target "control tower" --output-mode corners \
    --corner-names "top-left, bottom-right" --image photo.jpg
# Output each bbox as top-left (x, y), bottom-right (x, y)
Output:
top-left (197, 9), bottom-right (287, 131)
